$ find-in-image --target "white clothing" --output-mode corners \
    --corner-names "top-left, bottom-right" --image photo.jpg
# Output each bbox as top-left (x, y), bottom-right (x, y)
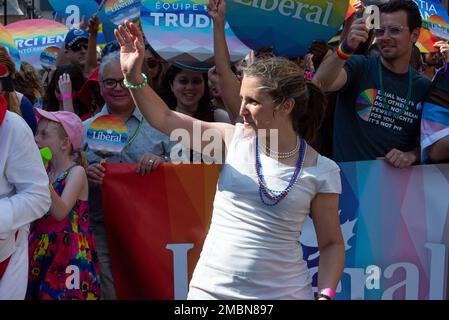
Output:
top-left (0, 111), bottom-right (51, 299)
top-left (188, 124), bottom-right (341, 300)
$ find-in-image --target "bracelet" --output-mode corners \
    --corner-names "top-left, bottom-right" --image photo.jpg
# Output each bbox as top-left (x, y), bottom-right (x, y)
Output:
top-left (316, 293), bottom-right (332, 300)
top-left (124, 73), bottom-right (148, 90)
top-left (336, 39), bottom-right (353, 60)
top-left (62, 93), bottom-right (72, 100)
top-left (319, 288), bottom-right (335, 300)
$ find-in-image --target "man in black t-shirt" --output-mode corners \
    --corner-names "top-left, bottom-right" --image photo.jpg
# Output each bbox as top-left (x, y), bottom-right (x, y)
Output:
top-left (314, 0), bottom-right (431, 167)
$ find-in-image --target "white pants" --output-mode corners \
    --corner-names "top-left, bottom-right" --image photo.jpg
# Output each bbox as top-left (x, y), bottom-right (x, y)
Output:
top-left (0, 228), bottom-right (29, 300)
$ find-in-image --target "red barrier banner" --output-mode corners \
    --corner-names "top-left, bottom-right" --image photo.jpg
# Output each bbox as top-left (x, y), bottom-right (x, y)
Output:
top-left (102, 163), bottom-right (219, 299)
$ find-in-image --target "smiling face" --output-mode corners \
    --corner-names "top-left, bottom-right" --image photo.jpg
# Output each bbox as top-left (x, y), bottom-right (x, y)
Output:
top-left (170, 70), bottom-right (205, 113)
top-left (377, 11), bottom-right (419, 64)
top-left (99, 63), bottom-right (134, 114)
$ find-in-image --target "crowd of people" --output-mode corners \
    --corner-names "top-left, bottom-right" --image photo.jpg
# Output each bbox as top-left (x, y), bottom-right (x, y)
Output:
top-left (1, 0), bottom-right (449, 300)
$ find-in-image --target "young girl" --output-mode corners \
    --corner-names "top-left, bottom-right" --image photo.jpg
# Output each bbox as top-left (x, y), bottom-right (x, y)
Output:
top-left (27, 110), bottom-right (101, 300)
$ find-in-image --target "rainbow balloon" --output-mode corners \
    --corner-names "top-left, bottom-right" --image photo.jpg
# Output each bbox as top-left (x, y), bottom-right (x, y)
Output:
top-left (86, 115), bottom-right (129, 157)
top-left (105, 0), bottom-right (141, 25)
top-left (0, 23), bottom-right (21, 70)
top-left (40, 46), bottom-right (60, 69)
top-left (6, 19), bottom-right (68, 70)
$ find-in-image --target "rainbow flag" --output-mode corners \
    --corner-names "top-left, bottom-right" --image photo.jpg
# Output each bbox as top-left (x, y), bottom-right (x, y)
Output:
top-left (416, 27), bottom-right (440, 53)
top-left (345, 0), bottom-right (357, 20)
top-left (421, 63), bottom-right (449, 162)
top-left (102, 163), bottom-right (219, 299)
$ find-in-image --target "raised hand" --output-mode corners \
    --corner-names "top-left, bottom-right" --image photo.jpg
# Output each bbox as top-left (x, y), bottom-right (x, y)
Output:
top-left (114, 21), bottom-right (145, 83)
top-left (58, 73), bottom-right (72, 99)
top-left (208, 0), bottom-right (226, 22)
top-left (346, 17), bottom-right (370, 50)
top-left (79, 15), bottom-right (88, 30)
top-left (88, 15), bottom-right (100, 35)
top-left (434, 40), bottom-right (449, 64)
top-left (353, 0), bottom-right (366, 13)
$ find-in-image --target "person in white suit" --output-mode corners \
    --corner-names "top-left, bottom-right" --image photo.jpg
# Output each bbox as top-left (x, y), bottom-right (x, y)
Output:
top-left (0, 95), bottom-right (51, 299)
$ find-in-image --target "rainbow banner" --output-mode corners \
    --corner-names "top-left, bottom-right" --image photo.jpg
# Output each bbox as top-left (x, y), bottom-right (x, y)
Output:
top-left (226, 0), bottom-right (348, 57)
top-left (103, 161), bottom-right (449, 300)
top-left (6, 19), bottom-right (68, 70)
top-left (0, 23), bottom-right (21, 70)
top-left (140, 0), bottom-right (250, 72)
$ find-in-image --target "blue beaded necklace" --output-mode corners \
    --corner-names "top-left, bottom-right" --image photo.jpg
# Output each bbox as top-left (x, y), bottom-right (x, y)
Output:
top-left (255, 136), bottom-right (307, 206)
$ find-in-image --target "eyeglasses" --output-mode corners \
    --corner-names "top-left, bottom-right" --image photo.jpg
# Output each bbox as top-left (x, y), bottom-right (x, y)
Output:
top-left (374, 26), bottom-right (409, 38)
top-left (102, 78), bottom-right (125, 89)
top-left (69, 43), bottom-right (88, 52)
top-left (174, 78), bottom-right (203, 86)
top-left (147, 59), bottom-right (159, 69)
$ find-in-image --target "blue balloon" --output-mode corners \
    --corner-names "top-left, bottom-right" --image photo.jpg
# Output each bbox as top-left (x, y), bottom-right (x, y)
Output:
top-left (49, 0), bottom-right (99, 20)
top-left (226, 0), bottom-right (348, 57)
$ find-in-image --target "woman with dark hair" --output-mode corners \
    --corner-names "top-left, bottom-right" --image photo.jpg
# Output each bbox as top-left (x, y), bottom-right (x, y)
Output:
top-left (114, 20), bottom-right (344, 300)
top-left (44, 64), bottom-right (87, 117)
top-left (143, 43), bottom-right (168, 96)
top-left (161, 65), bottom-right (231, 123)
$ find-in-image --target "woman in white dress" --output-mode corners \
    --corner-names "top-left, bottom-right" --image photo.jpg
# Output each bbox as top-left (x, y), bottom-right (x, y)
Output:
top-left (114, 21), bottom-right (345, 300)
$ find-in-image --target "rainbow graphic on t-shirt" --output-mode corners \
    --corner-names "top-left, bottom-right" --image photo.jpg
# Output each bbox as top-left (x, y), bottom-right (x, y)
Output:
top-left (356, 89), bottom-right (378, 121)
top-left (86, 115), bottom-right (129, 156)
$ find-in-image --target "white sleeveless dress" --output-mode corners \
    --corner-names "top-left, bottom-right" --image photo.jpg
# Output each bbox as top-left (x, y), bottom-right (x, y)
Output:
top-left (188, 124), bottom-right (341, 300)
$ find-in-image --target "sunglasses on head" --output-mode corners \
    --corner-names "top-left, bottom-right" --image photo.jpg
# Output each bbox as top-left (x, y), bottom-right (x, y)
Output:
top-left (69, 43), bottom-right (88, 52)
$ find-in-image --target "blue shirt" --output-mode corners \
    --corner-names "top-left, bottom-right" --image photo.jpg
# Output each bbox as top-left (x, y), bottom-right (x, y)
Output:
top-left (333, 55), bottom-right (432, 162)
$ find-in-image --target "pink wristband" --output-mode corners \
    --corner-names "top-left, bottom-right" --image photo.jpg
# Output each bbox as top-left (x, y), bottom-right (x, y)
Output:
top-left (62, 94), bottom-right (72, 100)
top-left (320, 288), bottom-right (335, 299)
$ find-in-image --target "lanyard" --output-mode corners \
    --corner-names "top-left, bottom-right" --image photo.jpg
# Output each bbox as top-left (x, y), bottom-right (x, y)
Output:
top-left (378, 58), bottom-right (413, 118)
top-left (125, 115), bottom-right (144, 149)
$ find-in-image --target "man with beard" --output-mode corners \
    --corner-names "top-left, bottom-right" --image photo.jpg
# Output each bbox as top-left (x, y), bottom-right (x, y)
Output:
top-left (314, 0), bottom-right (431, 168)
top-left (422, 51), bottom-right (443, 79)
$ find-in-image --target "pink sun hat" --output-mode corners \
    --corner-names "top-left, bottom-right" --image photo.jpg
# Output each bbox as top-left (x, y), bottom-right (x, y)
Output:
top-left (35, 109), bottom-right (84, 151)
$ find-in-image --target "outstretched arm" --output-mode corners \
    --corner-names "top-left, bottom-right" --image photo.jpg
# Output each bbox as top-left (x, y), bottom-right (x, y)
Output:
top-left (313, 18), bottom-right (369, 92)
top-left (208, 0), bottom-right (242, 120)
top-left (85, 15), bottom-right (100, 76)
top-left (114, 21), bottom-right (235, 151)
